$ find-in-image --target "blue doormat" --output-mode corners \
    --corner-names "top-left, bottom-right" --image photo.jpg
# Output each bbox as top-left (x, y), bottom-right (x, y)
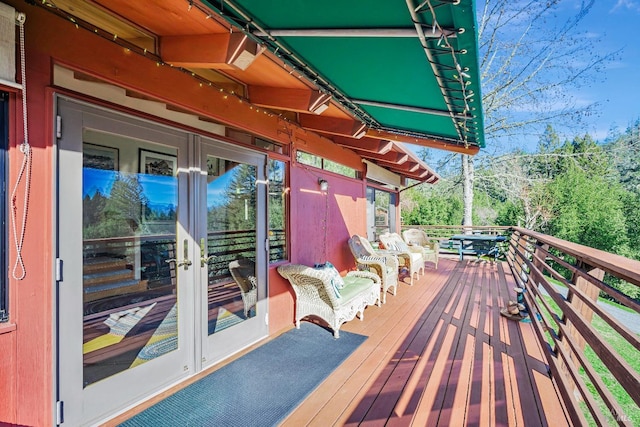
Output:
top-left (119, 324), bottom-right (367, 427)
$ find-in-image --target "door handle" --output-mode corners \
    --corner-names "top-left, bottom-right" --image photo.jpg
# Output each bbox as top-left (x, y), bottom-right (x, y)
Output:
top-left (165, 258), bottom-right (193, 269)
top-left (201, 255), bottom-right (216, 267)
top-left (165, 239), bottom-right (192, 270)
top-left (200, 237), bottom-right (215, 267)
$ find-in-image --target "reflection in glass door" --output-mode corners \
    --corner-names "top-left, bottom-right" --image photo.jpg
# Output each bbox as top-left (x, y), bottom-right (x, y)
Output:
top-left (82, 140), bottom-right (180, 385)
top-left (57, 98), bottom-right (193, 426)
top-left (204, 155), bottom-right (257, 333)
top-left (198, 141), bottom-right (268, 365)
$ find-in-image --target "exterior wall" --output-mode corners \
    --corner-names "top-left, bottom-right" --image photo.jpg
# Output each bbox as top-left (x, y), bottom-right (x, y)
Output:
top-left (1, 2), bottom-right (55, 421)
top-left (289, 165), bottom-right (367, 271)
top-left (0, 1), bottom-right (372, 423)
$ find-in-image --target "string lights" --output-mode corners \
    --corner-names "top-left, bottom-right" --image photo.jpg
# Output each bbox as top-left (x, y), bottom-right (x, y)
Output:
top-left (35, 0), bottom-right (479, 149)
top-left (34, 0), bottom-right (306, 127)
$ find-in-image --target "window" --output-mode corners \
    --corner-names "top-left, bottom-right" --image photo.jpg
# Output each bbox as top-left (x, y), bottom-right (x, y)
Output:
top-left (268, 159), bottom-right (287, 262)
top-left (296, 150), bottom-right (358, 178)
top-left (1, 92), bottom-right (8, 322)
top-left (366, 186), bottom-right (397, 241)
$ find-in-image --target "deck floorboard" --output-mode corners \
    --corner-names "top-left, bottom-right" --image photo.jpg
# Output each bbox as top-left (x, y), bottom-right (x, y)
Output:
top-left (281, 258), bottom-right (572, 427)
top-left (106, 258), bottom-right (572, 427)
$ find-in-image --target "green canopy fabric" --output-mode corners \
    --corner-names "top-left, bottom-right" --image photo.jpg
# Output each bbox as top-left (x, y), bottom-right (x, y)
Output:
top-left (205, 0), bottom-right (484, 149)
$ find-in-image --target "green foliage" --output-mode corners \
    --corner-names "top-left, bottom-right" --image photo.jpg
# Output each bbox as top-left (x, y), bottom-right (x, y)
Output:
top-left (208, 164), bottom-right (257, 232)
top-left (401, 186), bottom-right (463, 226)
top-left (404, 122), bottom-right (640, 262)
top-left (494, 200), bottom-right (523, 227)
top-left (545, 164), bottom-right (628, 253)
top-left (84, 174), bottom-right (151, 239)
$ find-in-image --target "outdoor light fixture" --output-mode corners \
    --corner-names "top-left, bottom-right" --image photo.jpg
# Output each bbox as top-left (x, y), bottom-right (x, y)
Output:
top-left (318, 179), bottom-right (329, 191)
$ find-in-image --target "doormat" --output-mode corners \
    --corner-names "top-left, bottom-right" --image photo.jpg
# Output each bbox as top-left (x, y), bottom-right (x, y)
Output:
top-left (119, 324), bottom-right (367, 427)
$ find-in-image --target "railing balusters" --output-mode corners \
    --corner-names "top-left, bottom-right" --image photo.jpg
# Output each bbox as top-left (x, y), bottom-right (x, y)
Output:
top-left (504, 227), bottom-right (640, 425)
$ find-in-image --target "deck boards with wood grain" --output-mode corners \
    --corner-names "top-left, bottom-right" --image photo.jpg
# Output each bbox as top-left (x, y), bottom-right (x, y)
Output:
top-left (106, 258), bottom-right (573, 426)
top-left (281, 258), bottom-right (572, 426)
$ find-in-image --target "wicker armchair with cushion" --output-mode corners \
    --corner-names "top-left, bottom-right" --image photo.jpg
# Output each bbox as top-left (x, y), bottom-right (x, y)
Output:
top-left (378, 232), bottom-right (425, 285)
top-left (229, 258), bottom-right (258, 317)
top-left (348, 234), bottom-right (399, 303)
top-left (277, 263), bottom-right (380, 338)
top-left (402, 228), bottom-right (440, 269)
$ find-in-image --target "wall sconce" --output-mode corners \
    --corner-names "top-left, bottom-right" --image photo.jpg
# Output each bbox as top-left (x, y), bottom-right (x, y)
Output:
top-left (318, 179), bottom-right (329, 191)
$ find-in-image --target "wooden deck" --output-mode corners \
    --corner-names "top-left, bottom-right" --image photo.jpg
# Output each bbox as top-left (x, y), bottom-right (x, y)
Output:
top-left (282, 258), bottom-right (572, 426)
top-left (107, 257), bottom-right (574, 426)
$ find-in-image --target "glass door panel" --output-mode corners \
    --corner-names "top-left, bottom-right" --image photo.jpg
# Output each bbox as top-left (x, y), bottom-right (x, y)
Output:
top-left (82, 138), bottom-right (180, 386)
top-left (205, 155), bottom-right (257, 334)
top-left (199, 141), bottom-right (268, 365)
top-left (57, 98), bottom-right (194, 426)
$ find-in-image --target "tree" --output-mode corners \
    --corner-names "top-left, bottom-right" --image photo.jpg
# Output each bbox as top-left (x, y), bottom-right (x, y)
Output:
top-left (546, 164), bottom-right (628, 253)
top-left (460, 0), bottom-right (617, 226)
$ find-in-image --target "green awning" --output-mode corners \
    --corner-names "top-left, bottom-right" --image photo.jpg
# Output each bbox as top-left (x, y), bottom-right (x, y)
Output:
top-left (204, 0), bottom-right (484, 149)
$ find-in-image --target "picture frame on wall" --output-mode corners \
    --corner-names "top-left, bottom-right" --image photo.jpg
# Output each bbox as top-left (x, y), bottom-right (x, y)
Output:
top-left (139, 149), bottom-right (176, 176)
top-left (83, 143), bottom-right (119, 171)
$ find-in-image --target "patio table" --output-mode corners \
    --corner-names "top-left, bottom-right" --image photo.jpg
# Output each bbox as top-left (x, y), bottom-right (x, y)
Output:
top-left (450, 234), bottom-right (507, 261)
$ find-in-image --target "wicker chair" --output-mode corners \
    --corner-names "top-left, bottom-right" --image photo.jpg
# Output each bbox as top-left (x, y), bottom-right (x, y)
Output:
top-left (277, 264), bottom-right (380, 338)
top-left (378, 232), bottom-right (425, 285)
top-left (348, 234), bottom-right (399, 303)
top-left (229, 258), bottom-right (258, 317)
top-left (402, 228), bottom-right (440, 269)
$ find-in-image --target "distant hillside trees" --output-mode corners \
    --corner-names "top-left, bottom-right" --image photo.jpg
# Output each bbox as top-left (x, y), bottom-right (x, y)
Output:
top-left (402, 121), bottom-right (640, 261)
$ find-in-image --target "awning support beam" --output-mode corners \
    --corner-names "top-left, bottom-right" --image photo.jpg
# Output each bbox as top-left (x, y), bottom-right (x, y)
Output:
top-left (253, 27), bottom-right (458, 39)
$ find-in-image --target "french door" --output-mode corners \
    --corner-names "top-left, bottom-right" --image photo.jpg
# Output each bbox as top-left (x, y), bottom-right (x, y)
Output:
top-left (56, 98), bottom-right (268, 425)
top-left (196, 138), bottom-right (268, 366)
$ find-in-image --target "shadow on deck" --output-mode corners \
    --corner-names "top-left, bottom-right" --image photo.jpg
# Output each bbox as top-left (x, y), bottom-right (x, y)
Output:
top-left (282, 258), bottom-right (571, 426)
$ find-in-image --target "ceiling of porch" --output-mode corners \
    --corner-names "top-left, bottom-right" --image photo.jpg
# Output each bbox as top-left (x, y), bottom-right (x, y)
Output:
top-left (45, 0), bottom-right (484, 184)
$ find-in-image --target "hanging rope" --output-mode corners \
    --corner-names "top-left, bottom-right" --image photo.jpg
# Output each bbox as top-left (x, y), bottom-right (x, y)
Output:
top-left (10, 13), bottom-right (31, 280)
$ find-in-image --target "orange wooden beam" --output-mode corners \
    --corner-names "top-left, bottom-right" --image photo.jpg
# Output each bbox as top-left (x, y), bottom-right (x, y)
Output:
top-left (376, 160), bottom-right (420, 173)
top-left (29, 8), bottom-right (338, 149)
top-left (352, 150), bottom-right (409, 164)
top-left (299, 114), bottom-right (367, 138)
top-left (365, 129), bottom-right (480, 155)
top-left (249, 86), bottom-right (330, 114)
top-left (331, 136), bottom-right (393, 154)
top-left (161, 33), bottom-right (263, 70)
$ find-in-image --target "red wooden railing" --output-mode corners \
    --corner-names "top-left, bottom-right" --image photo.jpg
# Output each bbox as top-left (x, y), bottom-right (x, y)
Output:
top-left (403, 225), bottom-right (640, 425)
top-left (506, 227), bottom-right (639, 426)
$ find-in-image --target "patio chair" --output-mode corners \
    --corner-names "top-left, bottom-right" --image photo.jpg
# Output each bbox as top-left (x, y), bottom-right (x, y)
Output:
top-left (277, 263), bottom-right (380, 338)
top-left (348, 235), bottom-right (399, 303)
top-left (378, 232), bottom-right (425, 285)
top-left (229, 258), bottom-right (258, 317)
top-left (402, 228), bottom-right (440, 269)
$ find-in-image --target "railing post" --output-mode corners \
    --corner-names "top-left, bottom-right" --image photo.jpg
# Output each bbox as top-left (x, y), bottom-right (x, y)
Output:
top-left (566, 264), bottom-right (604, 357)
top-left (557, 263), bottom-right (604, 400)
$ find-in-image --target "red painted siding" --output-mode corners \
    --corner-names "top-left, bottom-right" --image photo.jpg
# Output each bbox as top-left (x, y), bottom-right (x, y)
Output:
top-left (289, 165), bottom-right (367, 272)
top-left (0, 2), bottom-right (375, 423)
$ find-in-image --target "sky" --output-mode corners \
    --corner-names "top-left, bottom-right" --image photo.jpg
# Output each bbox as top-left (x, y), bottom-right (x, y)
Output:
top-left (411, 0), bottom-right (640, 164)
top-left (575, 0), bottom-right (640, 141)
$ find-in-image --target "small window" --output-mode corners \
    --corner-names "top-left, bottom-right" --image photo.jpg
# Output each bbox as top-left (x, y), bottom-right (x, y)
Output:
top-left (296, 150), bottom-right (322, 168)
top-left (324, 159), bottom-right (357, 178)
top-left (296, 150), bottom-right (358, 178)
top-left (268, 159), bottom-right (287, 263)
top-left (1, 92), bottom-right (8, 322)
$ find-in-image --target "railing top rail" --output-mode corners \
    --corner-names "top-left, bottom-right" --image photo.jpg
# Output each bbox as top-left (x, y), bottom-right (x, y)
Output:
top-left (512, 227), bottom-right (640, 287)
